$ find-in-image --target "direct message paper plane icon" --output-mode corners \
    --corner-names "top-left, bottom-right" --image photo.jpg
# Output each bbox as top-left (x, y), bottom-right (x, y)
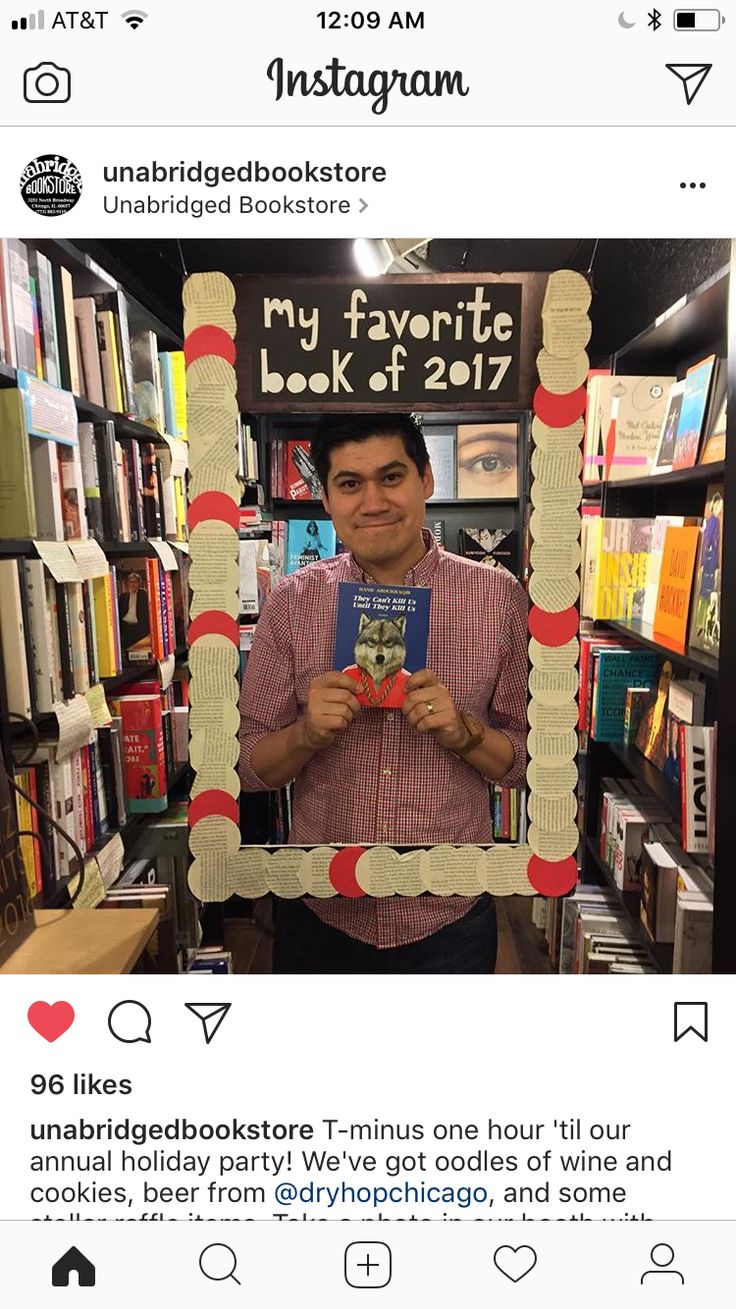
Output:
top-left (184, 1002), bottom-right (232, 1044)
top-left (666, 63), bottom-right (713, 105)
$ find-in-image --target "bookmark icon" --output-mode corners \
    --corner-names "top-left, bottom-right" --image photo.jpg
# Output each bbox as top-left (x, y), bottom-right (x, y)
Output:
top-left (184, 1002), bottom-right (232, 1045)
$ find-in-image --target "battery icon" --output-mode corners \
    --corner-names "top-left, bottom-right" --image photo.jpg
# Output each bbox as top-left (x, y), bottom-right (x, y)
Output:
top-left (674, 9), bottom-right (724, 27)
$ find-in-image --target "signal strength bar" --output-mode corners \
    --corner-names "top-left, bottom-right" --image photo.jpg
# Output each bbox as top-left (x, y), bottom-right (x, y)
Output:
top-left (11, 9), bottom-right (45, 28)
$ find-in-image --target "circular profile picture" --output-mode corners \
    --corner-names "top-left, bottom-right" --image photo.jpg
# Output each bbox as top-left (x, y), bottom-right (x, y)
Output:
top-left (19, 154), bottom-right (82, 217)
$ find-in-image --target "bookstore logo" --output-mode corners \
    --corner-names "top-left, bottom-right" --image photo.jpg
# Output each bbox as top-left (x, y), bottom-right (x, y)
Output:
top-left (19, 153), bottom-right (82, 217)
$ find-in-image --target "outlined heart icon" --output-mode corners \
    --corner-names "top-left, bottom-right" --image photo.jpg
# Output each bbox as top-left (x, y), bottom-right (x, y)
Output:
top-left (493, 1245), bottom-right (537, 1282)
top-left (27, 1001), bottom-right (75, 1042)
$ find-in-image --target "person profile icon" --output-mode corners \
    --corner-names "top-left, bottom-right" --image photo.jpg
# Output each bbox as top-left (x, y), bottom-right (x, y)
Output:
top-left (640, 1243), bottom-right (684, 1284)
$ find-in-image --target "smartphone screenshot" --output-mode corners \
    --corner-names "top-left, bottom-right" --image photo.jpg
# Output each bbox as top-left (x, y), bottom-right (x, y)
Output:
top-left (0, 0), bottom-right (733, 1299)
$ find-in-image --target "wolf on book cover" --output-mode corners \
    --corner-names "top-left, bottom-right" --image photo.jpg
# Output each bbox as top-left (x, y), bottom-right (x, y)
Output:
top-left (334, 582), bottom-right (432, 709)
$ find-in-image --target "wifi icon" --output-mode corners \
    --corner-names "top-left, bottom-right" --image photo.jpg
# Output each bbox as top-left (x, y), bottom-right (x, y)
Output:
top-left (122, 8), bottom-right (147, 27)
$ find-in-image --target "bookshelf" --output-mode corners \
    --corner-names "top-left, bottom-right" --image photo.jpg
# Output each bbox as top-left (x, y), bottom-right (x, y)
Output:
top-left (579, 258), bottom-right (734, 973)
top-left (584, 836), bottom-right (672, 972)
top-left (0, 358), bottom-right (176, 444)
top-left (0, 237), bottom-right (192, 951)
top-left (256, 408), bottom-right (530, 567)
top-left (599, 618), bottom-right (719, 680)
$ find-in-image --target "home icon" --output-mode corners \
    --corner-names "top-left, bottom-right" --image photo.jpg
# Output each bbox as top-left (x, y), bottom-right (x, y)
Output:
top-left (51, 1246), bottom-right (96, 1287)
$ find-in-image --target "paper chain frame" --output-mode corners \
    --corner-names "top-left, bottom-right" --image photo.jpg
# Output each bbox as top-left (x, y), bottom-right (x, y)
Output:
top-left (185, 269), bottom-right (589, 901)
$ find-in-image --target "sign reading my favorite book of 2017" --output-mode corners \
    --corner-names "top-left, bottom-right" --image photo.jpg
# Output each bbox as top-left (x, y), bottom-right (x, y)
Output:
top-left (239, 278), bottom-right (523, 408)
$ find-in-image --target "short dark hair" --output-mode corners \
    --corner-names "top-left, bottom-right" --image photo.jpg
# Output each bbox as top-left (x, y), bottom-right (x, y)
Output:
top-left (309, 413), bottom-right (430, 490)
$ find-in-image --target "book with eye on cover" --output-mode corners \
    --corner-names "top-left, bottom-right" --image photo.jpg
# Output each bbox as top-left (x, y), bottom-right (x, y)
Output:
top-left (334, 581), bottom-right (432, 709)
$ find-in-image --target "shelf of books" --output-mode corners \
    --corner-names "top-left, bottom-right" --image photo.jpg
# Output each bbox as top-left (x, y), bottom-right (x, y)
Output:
top-left (236, 409), bottom-right (530, 845)
top-left (0, 237), bottom-right (201, 972)
top-left (571, 260), bottom-right (732, 975)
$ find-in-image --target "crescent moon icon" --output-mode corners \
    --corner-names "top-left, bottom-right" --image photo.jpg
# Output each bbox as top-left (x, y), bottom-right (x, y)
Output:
top-left (618, 10), bottom-right (636, 25)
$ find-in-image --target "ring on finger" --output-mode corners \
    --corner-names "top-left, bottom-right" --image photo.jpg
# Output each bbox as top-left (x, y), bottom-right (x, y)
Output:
top-left (426, 701), bottom-right (434, 715)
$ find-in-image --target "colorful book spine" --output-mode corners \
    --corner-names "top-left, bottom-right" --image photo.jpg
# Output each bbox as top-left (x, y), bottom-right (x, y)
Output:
top-left (680, 724), bottom-right (714, 854)
top-left (119, 685), bottom-right (168, 813)
top-left (91, 572), bottom-right (119, 678)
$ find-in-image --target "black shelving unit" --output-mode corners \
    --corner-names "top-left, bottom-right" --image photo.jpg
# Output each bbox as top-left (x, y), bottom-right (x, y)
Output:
top-left (580, 258), bottom-right (734, 972)
top-left (584, 837), bottom-right (672, 973)
top-left (256, 409), bottom-right (530, 573)
top-left (599, 618), bottom-right (719, 681)
top-left (39, 761), bottom-right (191, 910)
top-left (0, 237), bottom-right (189, 916)
top-left (0, 358), bottom-right (173, 447)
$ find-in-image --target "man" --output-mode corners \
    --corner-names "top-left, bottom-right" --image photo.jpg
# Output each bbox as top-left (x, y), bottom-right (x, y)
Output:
top-left (239, 413), bottom-right (528, 974)
top-left (118, 571), bottom-right (150, 654)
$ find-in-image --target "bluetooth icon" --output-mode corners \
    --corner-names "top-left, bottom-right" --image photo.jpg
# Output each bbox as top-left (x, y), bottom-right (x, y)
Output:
top-left (648, 7), bottom-right (662, 28)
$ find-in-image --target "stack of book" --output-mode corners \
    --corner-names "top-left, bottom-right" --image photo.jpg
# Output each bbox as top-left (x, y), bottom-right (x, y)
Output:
top-left (595, 777), bottom-right (714, 967)
top-left (583, 359), bottom-right (726, 484)
top-left (581, 495), bottom-right (722, 662)
top-left (490, 784), bottom-right (527, 842)
top-left (0, 238), bottom-right (187, 435)
top-left (0, 546), bottom-right (187, 718)
top-left (557, 885), bottom-right (657, 975)
top-left (270, 438), bottom-right (322, 500)
top-left (267, 421), bottom-right (520, 504)
top-left (579, 631), bottom-right (716, 857)
top-left (15, 723), bottom-right (127, 898)
top-left (109, 677), bottom-right (188, 816)
top-left (0, 385), bottom-right (187, 545)
top-left (238, 419), bottom-right (260, 483)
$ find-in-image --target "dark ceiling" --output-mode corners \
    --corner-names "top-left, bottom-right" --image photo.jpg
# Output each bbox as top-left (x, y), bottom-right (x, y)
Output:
top-left (82, 237), bottom-right (731, 364)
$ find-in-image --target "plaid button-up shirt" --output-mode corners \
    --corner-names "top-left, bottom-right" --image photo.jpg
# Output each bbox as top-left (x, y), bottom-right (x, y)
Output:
top-left (239, 530), bottom-right (528, 948)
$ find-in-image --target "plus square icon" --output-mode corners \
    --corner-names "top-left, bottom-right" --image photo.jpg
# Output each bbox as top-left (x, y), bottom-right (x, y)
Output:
top-left (344, 1242), bottom-right (392, 1289)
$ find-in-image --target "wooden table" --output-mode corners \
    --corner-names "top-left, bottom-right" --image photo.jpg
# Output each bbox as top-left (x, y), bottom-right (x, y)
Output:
top-left (0, 909), bottom-right (160, 974)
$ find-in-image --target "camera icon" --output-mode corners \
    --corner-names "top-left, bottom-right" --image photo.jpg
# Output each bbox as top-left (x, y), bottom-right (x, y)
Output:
top-left (23, 62), bottom-right (71, 103)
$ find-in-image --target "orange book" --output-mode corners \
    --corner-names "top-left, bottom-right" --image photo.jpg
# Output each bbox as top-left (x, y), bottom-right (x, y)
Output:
top-left (653, 525), bottom-right (701, 652)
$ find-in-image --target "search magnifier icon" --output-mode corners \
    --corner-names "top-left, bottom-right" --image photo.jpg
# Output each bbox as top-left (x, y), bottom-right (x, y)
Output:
top-left (199, 1243), bottom-right (241, 1285)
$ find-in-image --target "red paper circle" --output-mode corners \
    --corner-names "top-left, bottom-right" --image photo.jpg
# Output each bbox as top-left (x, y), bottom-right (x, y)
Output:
top-left (184, 325), bottom-right (236, 366)
top-left (189, 492), bottom-right (240, 532)
top-left (329, 846), bottom-right (368, 897)
top-left (189, 790), bottom-right (239, 827)
top-left (188, 611), bottom-right (240, 647)
top-left (533, 384), bottom-right (587, 427)
top-left (528, 605), bottom-right (579, 646)
top-left (527, 854), bottom-right (578, 897)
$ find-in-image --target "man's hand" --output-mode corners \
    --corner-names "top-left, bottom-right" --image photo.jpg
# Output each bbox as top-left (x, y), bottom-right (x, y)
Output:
top-left (301, 672), bottom-right (363, 751)
top-left (401, 669), bottom-right (469, 751)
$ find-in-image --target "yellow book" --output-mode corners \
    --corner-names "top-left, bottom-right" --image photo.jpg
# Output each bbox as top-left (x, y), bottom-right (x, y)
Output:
top-left (581, 516), bottom-right (603, 619)
top-left (91, 573), bottom-right (118, 677)
top-left (171, 351), bottom-right (188, 440)
top-left (174, 474), bottom-right (187, 541)
top-left (592, 518), bottom-right (654, 623)
top-left (14, 780), bottom-right (37, 898)
top-left (96, 310), bottom-right (125, 413)
top-left (0, 388), bottom-right (37, 537)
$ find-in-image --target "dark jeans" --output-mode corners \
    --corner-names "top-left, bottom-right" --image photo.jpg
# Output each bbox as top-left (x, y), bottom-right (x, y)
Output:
top-left (272, 895), bottom-right (497, 974)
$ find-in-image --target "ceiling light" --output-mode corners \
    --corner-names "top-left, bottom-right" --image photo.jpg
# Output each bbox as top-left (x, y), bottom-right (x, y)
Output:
top-left (353, 238), bottom-right (432, 276)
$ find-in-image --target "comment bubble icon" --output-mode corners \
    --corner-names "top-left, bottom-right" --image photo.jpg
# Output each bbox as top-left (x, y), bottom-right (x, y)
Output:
top-left (107, 1000), bottom-right (153, 1044)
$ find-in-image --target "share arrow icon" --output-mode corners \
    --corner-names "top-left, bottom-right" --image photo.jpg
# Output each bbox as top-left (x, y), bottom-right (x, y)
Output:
top-left (184, 1002), bottom-right (232, 1044)
top-left (666, 63), bottom-right (713, 105)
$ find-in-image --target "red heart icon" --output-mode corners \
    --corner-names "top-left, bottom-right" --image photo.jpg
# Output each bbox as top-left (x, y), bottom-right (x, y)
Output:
top-left (28, 1001), bottom-right (75, 1042)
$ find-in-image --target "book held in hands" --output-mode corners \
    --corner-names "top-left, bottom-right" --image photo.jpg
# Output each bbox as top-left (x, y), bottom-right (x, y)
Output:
top-left (334, 582), bottom-right (432, 708)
